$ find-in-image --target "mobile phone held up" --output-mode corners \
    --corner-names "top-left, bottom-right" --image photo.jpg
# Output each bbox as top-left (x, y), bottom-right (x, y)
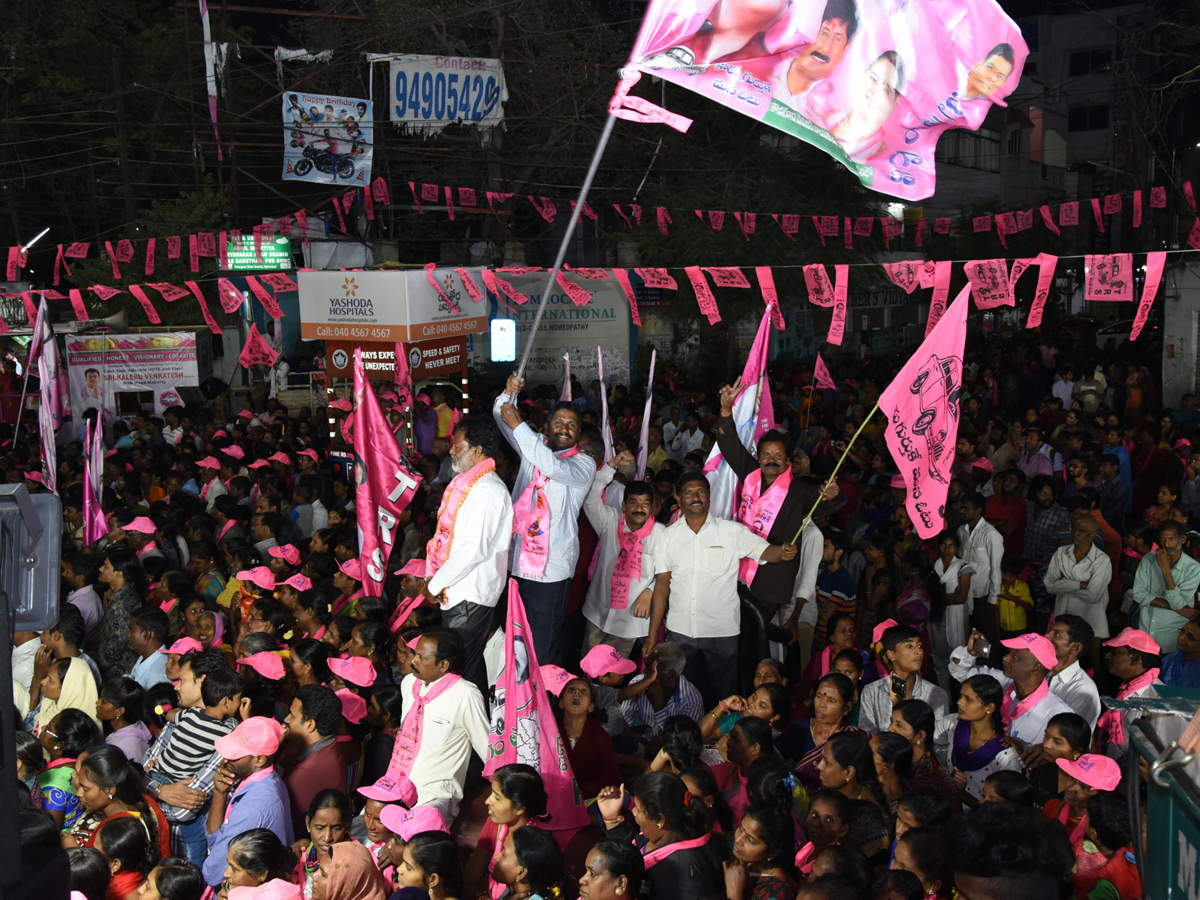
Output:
top-left (891, 674), bottom-right (906, 699)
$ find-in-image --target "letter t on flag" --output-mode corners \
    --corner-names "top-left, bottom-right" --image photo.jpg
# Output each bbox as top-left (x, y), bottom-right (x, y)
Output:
top-left (353, 348), bottom-right (423, 597)
top-left (878, 286), bottom-right (971, 539)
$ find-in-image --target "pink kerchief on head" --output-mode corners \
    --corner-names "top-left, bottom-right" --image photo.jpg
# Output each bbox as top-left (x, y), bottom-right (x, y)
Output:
top-left (235, 566), bottom-right (277, 591)
top-left (269, 544), bottom-right (302, 565)
top-left (336, 688), bottom-right (368, 723)
top-left (125, 516), bottom-right (156, 535)
top-left (328, 655), bottom-right (376, 687)
top-left (378, 803), bottom-right (447, 840)
top-left (1103, 627), bottom-right (1160, 655)
top-left (1056, 753), bottom-right (1122, 791)
top-left (159, 637), bottom-right (204, 655)
top-left (281, 573), bottom-right (312, 591)
top-left (872, 618), bottom-right (899, 645)
top-left (1001, 632), bottom-right (1058, 669)
top-left (580, 644), bottom-right (638, 678)
top-left (236, 651), bottom-right (286, 681)
top-left (405, 635), bottom-right (422, 651)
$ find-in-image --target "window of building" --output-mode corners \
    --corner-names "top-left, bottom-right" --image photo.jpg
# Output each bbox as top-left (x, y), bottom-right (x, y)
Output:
top-left (1067, 105), bottom-right (1110, 132)
top-left (1069, 48), bottom-right (1113, 77)
top-left (936, 128), bottom-right (1001, 173)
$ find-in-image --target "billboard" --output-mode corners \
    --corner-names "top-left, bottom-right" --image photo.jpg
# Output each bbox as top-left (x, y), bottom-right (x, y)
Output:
top-left (282, 92), bottom-right (373, 185)
top-left (388, 54), bottom-right (507, 134)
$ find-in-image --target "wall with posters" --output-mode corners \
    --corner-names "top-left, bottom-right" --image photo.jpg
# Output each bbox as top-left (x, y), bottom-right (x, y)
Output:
top-left (283, 92), bottom-right (372, 186)
top-left (65, 332), bottom-right (213, 425)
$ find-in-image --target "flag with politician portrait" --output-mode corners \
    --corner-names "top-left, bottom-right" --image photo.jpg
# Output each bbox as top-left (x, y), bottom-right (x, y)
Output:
top-left (283, 92), bottom-right (373, 185)
top-left (616, 0), bottom-right (1028, 200)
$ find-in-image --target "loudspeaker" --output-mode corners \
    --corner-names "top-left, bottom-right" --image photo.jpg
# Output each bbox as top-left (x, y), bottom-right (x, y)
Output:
top-left (0, 484), bottom-right (62, 632)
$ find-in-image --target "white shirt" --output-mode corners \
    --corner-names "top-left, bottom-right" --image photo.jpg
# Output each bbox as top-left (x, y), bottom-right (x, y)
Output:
top-left (1048, 660), bottom-right (1102, 730)
top-left (203, 477), bottom-right (227, 512)
top-left (958, 518), bottom-right (1004, 609)
top-left (582, 467), bottom-right (666, 639)
top-left (68, 584), bottom-right (104, 638)
top-left (1044, 544), bottom-right (1113, 638)
top-left (656, 514), bottom-right (770, 638)
top-left (668, 426), bottom-right (705, 459)
top-left (130, 648), bottom-right (171, 690)
top-left (399, 673), bottom-right (492, 823)
top-left (858, 673), bottom-right (951, 735)
top-left (790, 523), bottom-right (824, 628)
top-left (11, 637), bottom-right (39, 692)
top-left (426, 468), bottom-right (514, 610)
top-left (311, 499), bottom-right (329, 532)
top-left (494, 396), bottom-right (595, 583)
top-left (948, 647), bottom-right (1076, 747)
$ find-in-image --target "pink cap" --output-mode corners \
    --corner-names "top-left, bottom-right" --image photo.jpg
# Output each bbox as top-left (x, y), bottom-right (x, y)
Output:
top-left (379, 803), bottom-right (447, 841)
top-left (1001, 632), bottom-right (1058, 670)
top-left (228, 880), bottom-right (302, 900)
top-left (1103, 627), bottom-right (1160, 655)
top-left (236, 651), bottom-right (286, 681)
top-left (359, 777), bottom-right (408, 803)
top-left (268, 452), bottom-right (292, 465)
top-left (971, 457), bottom-right (995, 473)
top-left (381, 391), bottom-right (399, 402)
top-left (416, 392), bottom-right (431, 404)
top-left (338, 558), bottom-right (362, 581)
top-left (197, 456), bottom-right (221, 469)
top-left (872, 618), bottom-right (899, 646)
top-left (299, 449), bottom-right (319, 463)
top-left (329, 398), bottom-right (353, 411)
top-left (222, 445), bottom-right (245, 460)
top-left (237, 410), bottom-right (255, 420)
top-left (104, 450), bottom-right (118, 459)
top-left (213, 430), bottom-right (229, 439)
top-left (889, 474), bottom-right (906, 489)
top-left (1176, 438), bottom-right (1193, 451)
top-left (158, 637), bottom-right (204, 655)
top-left (269, 544), bottom-right (301, 565)
top-left (328, 655), bottom-right (376, 687)
top-left (580, 644), bottom-right (638, 679)
top-left (281, 573), bottom-right (313, 591)
top-left (235, 566), bottom-right (277, 591)
top-left (124, 516), bottom-right (157, 535)
top-left (1056, 753), bottom-right (1122, 791)
top-left (23, 470), bottom-right (46, 485)
top-left (394, 559), bottom-right (428, 578)
top-left (538, 664), bottom-right (576, 696)
top-left (247, 459), bottom-right (270, 469)
top-left (214, 716), bottom-right (283, 760)
top-left (336, 688), bottom-right (367, 723)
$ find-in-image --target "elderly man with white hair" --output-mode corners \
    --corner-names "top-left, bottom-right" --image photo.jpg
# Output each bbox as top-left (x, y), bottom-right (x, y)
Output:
top-left (618, 642), bottom-right (703, 741)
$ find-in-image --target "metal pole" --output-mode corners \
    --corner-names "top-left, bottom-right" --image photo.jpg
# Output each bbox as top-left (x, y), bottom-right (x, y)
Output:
top-left (11, 359), bottom-right (33, 437)
top-left (515, 113), bottom-right (618, 379)
top-left (790, 401), bottom-right (881, 545)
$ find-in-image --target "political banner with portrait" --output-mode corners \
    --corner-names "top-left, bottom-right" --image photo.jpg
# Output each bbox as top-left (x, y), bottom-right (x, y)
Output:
top-left (619, 0), bottom-right (1028, 200)
top-left (282, 92), bottom-right (373, 185)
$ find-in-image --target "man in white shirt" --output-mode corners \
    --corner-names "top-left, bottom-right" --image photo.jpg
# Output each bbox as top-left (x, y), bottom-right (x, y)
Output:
top-left (957, 491), bottom-right (1004, 648)
top-left (649, 471), bottom-right (797, 704)
top-left (581, 451), bottom-right (667, 656)
top-left (420, 415), bottom-right (514, 688)
top-left (859, 623), bottom-right (950, 733)
top-left (374, 628), bottom-right (491, 824)
top-left (1044, 515), bottom-right (1111, 638)
top-left (494, 373), bottom-right (595, 666)
top-left (781, 521), bottom-right (824, 669)
top-left (667, 411), bottom-right (705, 459)
top-left (1044, 614), bottom-right (1101, 730)
top-left (11, 630), bottom-right (41, 692)
top-left (949, 629), bottom-right (1074, 751)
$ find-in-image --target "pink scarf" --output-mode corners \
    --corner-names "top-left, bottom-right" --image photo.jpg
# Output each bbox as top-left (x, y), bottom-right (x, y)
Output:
top-left (794, 842), bottom-right (816, 875)
top-left (217, 520), bottom-right (234, 541)
top-left (1097, 668), bottom-right (1159, 746)
top-left (427, 457), bottom-right (496, 574)
top-left (1001, 679), bottom-right (1050, 726)
top-left (223, 767), bottom-right (274, 824)
top-left (736, 466), bottom-right (793, 584)
top-left (383, 673), bottom-right (463, 805)
top-left (1057, 802), bottom-right (1088, 845)
top-left (816, 646), bottom-right (832, 678)
top-left (200, 477), bottom-right (217, 500)
top-left (611, 517), bottom-right (654, 609)
top-left (643, 833), bottom-right (711, 869)
top-left (512, 447), bottom-right (579, 577)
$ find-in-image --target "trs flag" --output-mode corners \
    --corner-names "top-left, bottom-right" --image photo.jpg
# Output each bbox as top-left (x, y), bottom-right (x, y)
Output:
top-left (703, 304), bottom-right (776, 519)
top-left (635, 349), bottom-right (658, 479)
top-left (353, 349), bottom-right (423, 596)
top-left (32, 298), bottom-right (62, 493)
top-left (879, 286), bottom-right (971, 539)
top-left (485, 579), bottom-right (589, 833)
top-left (83, 420), bottom-right (107, 545)
top-left (598, 346), bottom-right (615, 461)
top-left (813, 353), bottom-right (836, 391)
top-left (394, 342), bottom-right (413, 409)
top-left (560, 353), bottom-right (572, 401)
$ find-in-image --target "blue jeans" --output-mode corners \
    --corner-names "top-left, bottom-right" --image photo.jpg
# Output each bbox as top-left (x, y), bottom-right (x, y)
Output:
top-left (175, 807), bottom-right (210, 865)
top-left (512, 577), bottom-right (572, 667)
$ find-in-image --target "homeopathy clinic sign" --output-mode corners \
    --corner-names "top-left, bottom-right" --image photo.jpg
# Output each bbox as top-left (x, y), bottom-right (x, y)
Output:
top-left (297, 269), bottom-right (487, 343)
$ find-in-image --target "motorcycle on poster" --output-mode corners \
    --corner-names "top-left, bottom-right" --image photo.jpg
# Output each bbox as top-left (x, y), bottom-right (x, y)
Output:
top-left (282, 92), bottom-right (373, 185)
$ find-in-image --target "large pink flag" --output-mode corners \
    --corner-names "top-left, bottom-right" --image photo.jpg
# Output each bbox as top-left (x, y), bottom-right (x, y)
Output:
top-left (597, 346), bottom-right (615, 460)
top-left (353, 349), bottom-right (423, 596)
top-left (879, 286), bottom-right (971, 539)
top-left (813, 353), bottom-right (836, 391)
top-left (83, 420), bottom-right (107, 544)
top-left (635, 349), bottom-right (658, 479)
top-left (33, 298), bottom-right (61, 493)
top-left (394, 341), bottom-right (413, 409)
top-left (703, 304), bottom-right (776, 518)
top-left (485, 579), bottom-right (589, 832)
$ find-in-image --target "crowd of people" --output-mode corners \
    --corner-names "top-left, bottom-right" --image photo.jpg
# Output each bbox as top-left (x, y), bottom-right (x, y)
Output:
top-left (9, 334), bottom-right (1188, 900)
